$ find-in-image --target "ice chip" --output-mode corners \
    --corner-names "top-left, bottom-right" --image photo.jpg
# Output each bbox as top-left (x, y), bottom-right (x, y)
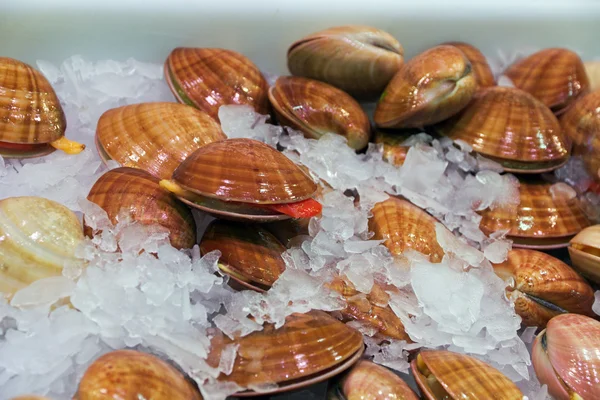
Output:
top-left (11, 276), bottom-right (75, 309)
top-left (593, 290), bottom-right (600, 316)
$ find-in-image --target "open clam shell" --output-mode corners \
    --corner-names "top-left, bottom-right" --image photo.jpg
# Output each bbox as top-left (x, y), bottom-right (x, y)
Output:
top-left (568, 225), bottom-right (600, 285)
top-left (444, 41), bottom-right (495, 88)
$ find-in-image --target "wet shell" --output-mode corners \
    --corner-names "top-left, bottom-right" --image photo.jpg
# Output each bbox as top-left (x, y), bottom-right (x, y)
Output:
top-left (337, 360), bottom-right (419, 400)
top-left (568, 225), bottom-right (600, 284)
top-left (86, 167), bottom-right (197, 250)
top-left (585, 60), bottom-right (600, 92)
top-left (412, 350), bottom-right (523, 400)
top-left (95, 102), bottom-right (226, 180)
top-left (75, 349), bottom-right (202, 400)
top-left (437, 86), bottom-right (570, 173)
top-left (492, 249), bottom-right (595, 328)
top-left (263, 218), bottom-right (310, 248)
top-left (373, 129), bottom-right (422, 167)
top-left (268, 76), bottom-right (371, 150)
top-left (444, 42), bottom-right (495, 87)
top-left (165, 48), bottom-right (270, 122)
top-left (0, 196), bottom-right (84, 297)
top-left (374, 45), bottom-right (476, 129)
top-left (504, 48), bottom-right (589, 114)
top-left (287, 25), bottom-right (404, 99)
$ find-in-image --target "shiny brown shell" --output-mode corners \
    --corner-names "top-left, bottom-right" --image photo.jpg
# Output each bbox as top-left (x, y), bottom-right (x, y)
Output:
top-left (337, 360), bottom-right (419, 400)
top-left (373, 129), bottom-right (422, 166)
top-left (444, 42), bottom-right (495, 87)
top-left (95, 102), bottom-right (226, 180)
top-left (568, 225), bottom-right (600, 285)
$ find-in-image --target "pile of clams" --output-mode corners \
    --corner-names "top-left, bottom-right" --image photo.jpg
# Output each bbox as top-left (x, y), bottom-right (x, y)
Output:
top-left (3, 22), bottom-right (600, 400)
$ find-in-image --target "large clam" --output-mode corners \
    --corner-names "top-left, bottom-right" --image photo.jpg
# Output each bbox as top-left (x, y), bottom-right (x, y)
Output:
top-left (86, 167), bottom-right (197, 250)
top-left (268, 76), bottom-right (371, 150)
top-left (159, 138), bottom-right (322, 222)
top-left (287, 25), bottom-right (404, 99)
top-left (374, 45), bottom-right (476, 129)
top-left (443, 42), bottom-right (495, 88)
top-left (492, 249), bottom-right (595, 328)
top-left (532, 313), bottom-right (600, 400)
top-left (0, 57), bottom-right (84, 158)
top-left (0, 196), bottom-right (84, 297)
top-left (95, 102), bottom-right (226, 180)
top-left (568, 224), bottom-right (600, 285)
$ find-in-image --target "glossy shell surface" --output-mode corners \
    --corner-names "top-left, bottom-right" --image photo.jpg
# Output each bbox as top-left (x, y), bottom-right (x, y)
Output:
top-left (373, 129), bottom-right (422, 166)
top-left (444, 42), bottom-right (495, 87)
top-left (568, 225), bottom-right (600, 284)
top-left (339, 360), bottom-right (419, 400)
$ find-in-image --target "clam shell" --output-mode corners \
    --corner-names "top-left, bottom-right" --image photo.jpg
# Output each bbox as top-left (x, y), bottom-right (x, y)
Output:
top-left (268, 76), bottom-right (371, 150)
top-left (585, 60), bottom-right (600, 92)
top-left (444, 42), bottom-right (495, 87)
top-left (87, 167), bottom-right (197, 250)
top-left (504, 48), bottom-right (589, 114)
top-left (437, 86), bottom-right (570, 173)
top-left (338, 360), bottom-right (419, 400)
top-left (568, 225), bottom-right (600, 284)
top-left (0, 196), bottom-right (84, 297)
top-left (374, 45), bottom-right (476, 129)
top-left (95, 102), bottom-right (226, 180)
top-left (263, 218), bottom-right (310, 248)
top-left (412, 350), bottom-right (523, 400)
top-left (492, 249), bottom-right (595, 328)
top-left (165, 48), bottom-right (270, 122)
top-left (373, 129), bottom-right (422, 166)
top-left (76, 349), bottom-right (202, 400)
top-left (287, 25), bottom-right (404, 99)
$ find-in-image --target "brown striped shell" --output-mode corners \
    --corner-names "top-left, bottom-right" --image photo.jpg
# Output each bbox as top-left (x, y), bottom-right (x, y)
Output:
top-left (492, 249), bottom-right (595, 328)
top-left (86, 167), bottom-right (196, 249)
top-left (337, 360), bottom-right (419, 400)
top-left (444, 42), bottom-right (495, 87)
top-left (437, 86), bottom-right (570, 173)
top-left (268, 76), bottom-right (371, 150)
top-left (373, 129), bottom-right (422, 167)
top-left (165, 48), bottom-right (270, 122)
top-left (568, 225), bottom-right (600, 285)
top-left (95, 102), bottom-right (226, 180)
top-left (374, 45), bottom-right (476, 129)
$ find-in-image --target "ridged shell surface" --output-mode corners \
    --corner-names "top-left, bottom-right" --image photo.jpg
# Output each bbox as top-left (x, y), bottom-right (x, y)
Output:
top-left (340, 360), bottom-right (419, 400)
top-left (444, 42), bottom-right (495, 87)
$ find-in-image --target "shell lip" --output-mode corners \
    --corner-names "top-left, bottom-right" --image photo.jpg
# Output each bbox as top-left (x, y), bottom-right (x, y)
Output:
top-left (94, 132), bottom-right (114, 166)
top-left (0, 142), bottom-right (56, 159)
top-left (568, 245), bottom-right (600, 265)
top-left (216, 263), bottom-right (270, 293)
top-left (505, 235), bottom-right (574, 250)
top-left (479, 153), bottom-right (570, 174)
top-left (176, 195), bottom-right (290, 223)
top-left (164, 58), bottom-right (199, 109)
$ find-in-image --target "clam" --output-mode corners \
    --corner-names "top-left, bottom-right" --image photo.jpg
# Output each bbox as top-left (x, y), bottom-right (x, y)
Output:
top-left (504, 48), bottom-right (589, 114)
top-left (492, 249), bottom-right (595, 328)
top-left (165, 48), bottom-right (270, 122)
top-left (263, 218), bottom-right (310, 248)
top-left (159, 138), bottom-right (322, 222)
top-left (532, 313), bottom-right (600, 400)
top-left (86, 167), bottom-right (197, 250)
top-left (199, 219), bottom-right (286, 292)
top-left (268, 76), bottom-right (371, 150)
top-left (75, 349), bottom-right (202, 400)
top-left (287, 25), bottom-right (404, 99)
top-left (437, 86), bottom-right (570, 173)
top-left (95, 102), bottom-right (226, 180)
top-left (374, 45), bottom-right (476, 129)
top-left (444, 41), bottom-right (495, 87)
top-left (568, 225), bottom-right (600, 284)
top-left (0, 57), bottom-right (84, 158)
top-left (412, 350), bottom-right (523, 399)
top-left (585, 60), bottom-right (600, 92)
top-left (373, 129), bottom-right (422, 167)
top-left (0, 196), bottom-right (84, 297)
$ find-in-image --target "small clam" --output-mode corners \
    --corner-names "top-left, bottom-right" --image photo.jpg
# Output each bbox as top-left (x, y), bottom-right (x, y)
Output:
top-left (585, 60), bottom-right (600, 92)
top-left (374, 45), bottom-right (476, 129)
top-left (373, 129), bottom-right (422, 166)
top-left (568, 225), bottom-right (600, 284)
top-left (492, 249), bottom-right (595, 328)
top-left (0, 57), bottom-right (84, 158)
top-left (532, 313), bottom-right (600, 400)
top-left (444, 41), bottom-right (495, 87)
top-left (165, 48), bottom-right (270, 122)
top-left (0, 196), bottom-right (84, 297)
top-left (268, 76), bottom-right (371, 150)
top-left (95, 102), bottom-right (226, 180)
top-left (159, 138), bottom-right (322, 222)
top-left (75, 349), bottom-right (202, 400)
top-left (86, 167), bottom-right (197, 250)
top-left (287, 25), bottom-right (404, 99)
top-left (411, 350), bottom-right (524, 399)
top-left (437, 86), bottom-right (570, 173)
top-left (504, 48), bottom-right (589, 114)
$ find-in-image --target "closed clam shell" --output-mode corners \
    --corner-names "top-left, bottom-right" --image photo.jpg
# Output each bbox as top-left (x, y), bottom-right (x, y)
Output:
top-left (532, 314), bottom-right (600, 400)
top-left (437, 86), bottom-right (570, 173)
top-left (287, 25), bottom-right (403, 99)
top-left (95, 102), bottom-right (226, 180)
top-left (268, 76), bottom-right (371, 150)
top-left (444, 42), bottom-right (495, 87)
top-left (504, 48), bottom-right (589, 114)
top-left (374, 45), bottom-right (476, 129)
top-left (568, 224), bottom-right (600, 284)
top-left (492, 249), bottom-right (595, 328)
top-left (86, 167), bottom-right (196, 250)
top-left (75, 349), bottom-right (202, 400)
top-left (0, 196), bottom-right (84, 297)
top-left (373, 129), bottom-right (422, 167)
top-left (338, 360), bottom-right (419, 400)
top-left (411, 350), bottom-right (523, 400)
top-left (165, 48), bottom-right (270, 122)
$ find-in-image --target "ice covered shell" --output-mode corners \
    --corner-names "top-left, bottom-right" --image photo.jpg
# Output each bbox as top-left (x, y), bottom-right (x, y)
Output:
top-left (86, 167), bottom-right (197, 249)
top-left (373, 45), bottom-right (476, 129)
top-left (373, 129), bottom-right (421, 166)
top-left (532, 314), bottom-right (600, 400)
top-left (287, 25), bottom-right (404, 99)
top-left (165, 48), bottom-right (270, 122)
top-left (569, 225), bottom-right (600, 285)
top-left (0, 196), bottom-right (84, 297)
top-left (411, 350), bottom-right (524, 400)
top-left (268, 76), bottom-right (371, 150)
top-left (444, 41), bottom-right (495, 87)
top-left (338, 360), bottom-right (419, 400)
top-left (75, 349), bottom-right (202, 400)
top-left (504, 48), bottom-right (589, 114)
top-left (95, 102), bottom-right (226, 180)
top-left (492, 249), bottom-right (595, 328)
top-left (437, 86), bottom-right (570, 173)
